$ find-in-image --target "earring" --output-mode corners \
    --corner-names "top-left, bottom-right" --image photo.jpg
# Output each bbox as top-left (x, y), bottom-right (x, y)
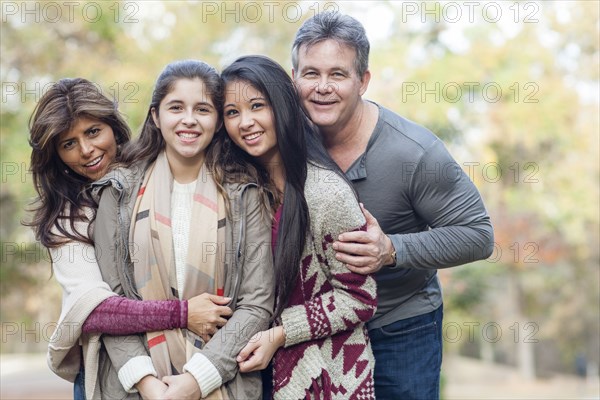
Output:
top-left (64, 168), bottom-right (70, 175)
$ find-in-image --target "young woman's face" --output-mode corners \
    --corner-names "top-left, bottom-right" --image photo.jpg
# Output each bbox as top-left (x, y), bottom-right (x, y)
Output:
top-left (152, 78), bottom-right (219, 166)
top-left (56, 116), bottom-right (117, 180)
top-left (223, 81), bottom-right (279, 166)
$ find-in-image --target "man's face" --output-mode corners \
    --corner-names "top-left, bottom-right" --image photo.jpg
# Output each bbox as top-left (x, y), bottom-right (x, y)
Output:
top-left (293, 39), bottom-right (370, 134)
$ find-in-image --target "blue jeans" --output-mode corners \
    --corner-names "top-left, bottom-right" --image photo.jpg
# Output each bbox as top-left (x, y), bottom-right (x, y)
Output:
top-left (369, 305), bottom-right (443, 400)
top-left (74, 366), bottom-right (86, 400)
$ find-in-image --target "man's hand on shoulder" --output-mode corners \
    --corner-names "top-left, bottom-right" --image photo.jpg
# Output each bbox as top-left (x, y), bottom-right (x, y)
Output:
top-left (333, 204), bottom-right (396, 274)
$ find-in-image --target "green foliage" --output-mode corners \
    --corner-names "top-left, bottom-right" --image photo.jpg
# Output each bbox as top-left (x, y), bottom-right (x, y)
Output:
top-left (443, 262), bottom-right (503, 312)
top-left (1, 1), bottom-right (598, 377)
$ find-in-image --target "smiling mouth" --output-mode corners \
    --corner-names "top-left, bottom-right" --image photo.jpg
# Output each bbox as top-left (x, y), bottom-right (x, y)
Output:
top-left (177, 131), bottom-right (201, 139)
top-left (311, 99), bottom-right (337, 106)
top-left (243, 131), bottom-right (264, 141)
top-left (85, 155), bottom-right (103, 167)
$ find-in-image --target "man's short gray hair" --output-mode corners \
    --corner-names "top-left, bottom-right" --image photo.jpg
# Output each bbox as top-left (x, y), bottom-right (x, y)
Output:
top-left (292, 11), bottom-right (370, 78)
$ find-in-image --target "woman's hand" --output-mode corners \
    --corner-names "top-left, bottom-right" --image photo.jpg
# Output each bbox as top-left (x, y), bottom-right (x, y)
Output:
top-left (187, 293), bottom-right (232, 342)
top-left (236, 326), bottom-right (286, 373)
top-left (136, 375), bottom-right (168, 399)
top-left (162, 373), bottom-right (201, 400)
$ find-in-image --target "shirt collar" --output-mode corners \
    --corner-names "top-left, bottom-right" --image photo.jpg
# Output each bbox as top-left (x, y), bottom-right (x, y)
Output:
top-left (345, 102), bottom-right (383, 182)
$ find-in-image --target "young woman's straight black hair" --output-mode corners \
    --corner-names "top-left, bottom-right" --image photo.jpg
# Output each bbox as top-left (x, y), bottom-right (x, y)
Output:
top-left (221, 55), bottom-right (356, 319)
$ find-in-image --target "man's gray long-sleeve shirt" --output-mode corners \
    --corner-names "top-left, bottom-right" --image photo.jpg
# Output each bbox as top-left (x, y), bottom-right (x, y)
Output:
top-left (345, 103), bottom-right (494, 329)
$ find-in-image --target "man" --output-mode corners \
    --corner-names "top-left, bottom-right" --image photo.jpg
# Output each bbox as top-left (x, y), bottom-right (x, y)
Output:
top-left (291, 11), bottom-right (494, 399)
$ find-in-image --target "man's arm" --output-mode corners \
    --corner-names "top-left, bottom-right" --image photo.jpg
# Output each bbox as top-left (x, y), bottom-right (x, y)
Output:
top-left (334, 140), bottom-right (494, 274)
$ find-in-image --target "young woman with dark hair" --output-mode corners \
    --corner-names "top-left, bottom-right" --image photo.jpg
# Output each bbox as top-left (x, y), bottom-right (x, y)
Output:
top-left (219, 55), bottom-right (377, 400)
top-left (92, 60), bottom-right (274, 399)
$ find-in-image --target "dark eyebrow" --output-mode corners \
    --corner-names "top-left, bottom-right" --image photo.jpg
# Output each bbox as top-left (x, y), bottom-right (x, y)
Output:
top-left (164, 99), bottom-right (183, 106)
top-left (83, 124), bottom-right (102, 134)
top-left (224, 96), bottom-right (265, 108)
top-left (58, 123), bottom-right (100, 144)
top-left (165, 99), bottom-right (214, 108)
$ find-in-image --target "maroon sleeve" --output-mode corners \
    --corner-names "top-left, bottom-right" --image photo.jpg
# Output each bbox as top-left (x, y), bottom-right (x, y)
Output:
top-left (82, 296), bottom-right (188, 334)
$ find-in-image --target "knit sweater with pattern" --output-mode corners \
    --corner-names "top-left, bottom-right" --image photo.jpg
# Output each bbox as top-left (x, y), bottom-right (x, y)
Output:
top-left (272, 163), bottom-right (377, 400)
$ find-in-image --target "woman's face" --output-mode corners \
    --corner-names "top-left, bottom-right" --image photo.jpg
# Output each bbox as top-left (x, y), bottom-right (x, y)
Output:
top-left (152, 78), bottom-right (219, 168)
top-left (223, 81), bottom-right (279, 166)
top-left (56, 116), bottom-right (117, 180)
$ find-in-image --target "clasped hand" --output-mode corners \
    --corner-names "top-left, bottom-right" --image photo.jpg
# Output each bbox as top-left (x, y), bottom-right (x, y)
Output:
top-left (137, 373), bottom-right (200, 400)
top-left (187, 293), bottom-right (233, 342)
top-left (236, 326), bottom-right (286, 373)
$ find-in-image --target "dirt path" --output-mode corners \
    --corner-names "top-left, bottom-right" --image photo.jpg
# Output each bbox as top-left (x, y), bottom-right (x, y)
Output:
top-left (1, 353), bottom-right (71, 399)
top-left (444, 355), bottom-right (600, 399)
top-left (2, 353), bottom-right (599, 399)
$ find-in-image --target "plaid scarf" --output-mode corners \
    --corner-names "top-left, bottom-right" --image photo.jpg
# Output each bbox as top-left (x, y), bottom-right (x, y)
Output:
top-left (130, 151), bottom-right (227, 398)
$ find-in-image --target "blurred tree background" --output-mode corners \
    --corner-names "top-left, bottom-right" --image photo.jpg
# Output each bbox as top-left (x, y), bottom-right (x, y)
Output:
top-left (1, 0), bottom-right (598, 390)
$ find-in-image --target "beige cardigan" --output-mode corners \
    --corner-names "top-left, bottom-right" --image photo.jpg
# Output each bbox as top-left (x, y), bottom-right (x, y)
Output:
top-left (46, 208), bottom-right (116, 400)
